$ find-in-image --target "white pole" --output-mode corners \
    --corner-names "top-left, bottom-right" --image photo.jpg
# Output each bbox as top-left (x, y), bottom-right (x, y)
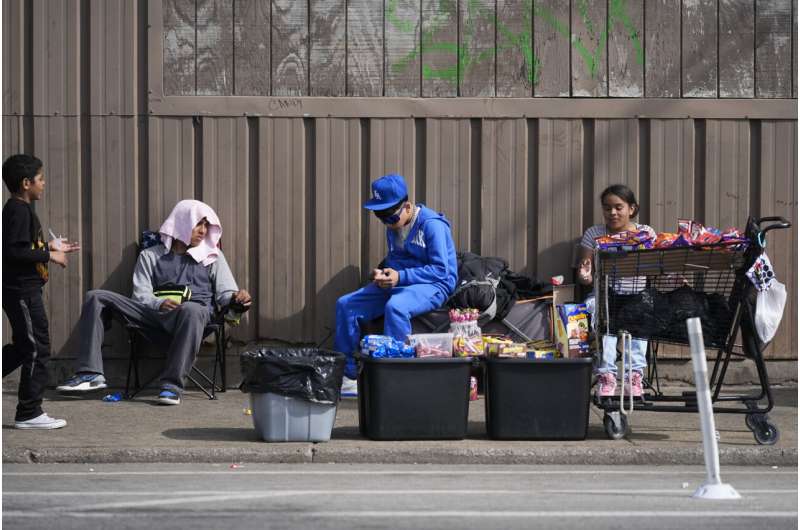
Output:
top-left (687, 317), bottom-right (741, 500)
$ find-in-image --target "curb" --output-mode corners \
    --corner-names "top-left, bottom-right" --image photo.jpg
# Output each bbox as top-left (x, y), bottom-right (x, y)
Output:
top-left (5, 446), bottom-right (796, 466)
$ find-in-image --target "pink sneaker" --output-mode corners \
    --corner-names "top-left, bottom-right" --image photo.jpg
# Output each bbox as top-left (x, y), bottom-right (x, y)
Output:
top-left (596, 372), bottom-right (617, 397)
top-left (625, 371), bottom-right (644, 398)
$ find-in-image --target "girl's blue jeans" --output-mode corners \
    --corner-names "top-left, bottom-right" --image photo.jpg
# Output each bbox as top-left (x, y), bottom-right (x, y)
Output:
top-left (585, 294), bottom-right (648, 376)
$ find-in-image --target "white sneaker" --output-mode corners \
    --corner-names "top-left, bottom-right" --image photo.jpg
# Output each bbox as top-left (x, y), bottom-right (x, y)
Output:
top-left (340, 376), bottom-right (358, 398)
top-left (15, 413), bottom-right (67, 430)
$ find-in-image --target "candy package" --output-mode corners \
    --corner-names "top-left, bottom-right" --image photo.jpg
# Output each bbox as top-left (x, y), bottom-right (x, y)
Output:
top-left (595, 230), bottom-right (654, 252)
top-left (360, 334), bottom-right (415, 359)
top-left (407, 333), bottom-right (453, 358)
top-left (449, 308), bottom-right (484, 357)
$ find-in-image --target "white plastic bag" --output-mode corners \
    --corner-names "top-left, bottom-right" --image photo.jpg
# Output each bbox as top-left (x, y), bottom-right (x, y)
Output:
top-left (755, 280), bottom-right (786, 344)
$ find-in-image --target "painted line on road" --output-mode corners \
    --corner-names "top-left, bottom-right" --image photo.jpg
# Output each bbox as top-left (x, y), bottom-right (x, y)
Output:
top-left (4, 510), bottom-right (797, 519)
top-left (4, 489), bottom-right (798, 496)
top-left (7, 489), bottom-right (796, 512)
top-left (4, 469), bottom-right (796, 477)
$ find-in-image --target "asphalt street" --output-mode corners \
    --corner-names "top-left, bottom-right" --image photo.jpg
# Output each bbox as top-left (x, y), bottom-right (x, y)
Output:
top-left (3, 464), bottom-right (797, 530)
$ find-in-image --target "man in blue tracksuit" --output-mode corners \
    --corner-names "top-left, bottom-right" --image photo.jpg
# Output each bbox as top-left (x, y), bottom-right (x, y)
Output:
top-left (335, 173), bottom-right (458, 396)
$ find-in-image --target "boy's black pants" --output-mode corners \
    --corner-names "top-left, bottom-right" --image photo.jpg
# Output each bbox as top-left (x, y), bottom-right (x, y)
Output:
top-left (2, 289), bottom-right (51, 421)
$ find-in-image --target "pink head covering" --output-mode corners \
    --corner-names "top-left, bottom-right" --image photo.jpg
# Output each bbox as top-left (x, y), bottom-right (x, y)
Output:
top-left (158, 199), bottom-right (222, 266)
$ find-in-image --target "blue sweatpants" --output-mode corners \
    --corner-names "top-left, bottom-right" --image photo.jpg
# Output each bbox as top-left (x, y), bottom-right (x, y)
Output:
top-left (335, 282), bottom-right (447, 379)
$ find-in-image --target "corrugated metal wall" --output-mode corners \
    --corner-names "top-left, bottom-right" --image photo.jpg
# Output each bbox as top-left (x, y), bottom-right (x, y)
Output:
top-left (2, 0), bottom-right (797, 366)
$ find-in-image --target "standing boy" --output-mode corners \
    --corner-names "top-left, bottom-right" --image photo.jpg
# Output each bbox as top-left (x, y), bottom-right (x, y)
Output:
top-left (2, 154), bottom-right (80, 429)
top-left (334, 173), bottom-right (458, 396)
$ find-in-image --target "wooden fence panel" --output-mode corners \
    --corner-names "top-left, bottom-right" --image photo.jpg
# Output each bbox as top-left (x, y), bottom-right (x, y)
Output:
top-left (571, 0), bottom-right (608, 97)
top-left (272, 0), bottom-right (308, 96)
top-left (202, 117), bottom-right (254, 340)
top-left (593, 119), bottom-right (639, 222)
top-left (258, 118), bottom-right (308, 340)
top-left (32, 0), bottom-right (80, 114)
top-left (533, 0), bottom-right (570, 97)
top-left (705, 120), bottom-right (751, 229)
top-left (90, 0), bottom-right (138, 115)
top-left (347, 0), bottom-right (384, 96)
top-left (147, 117), bottom-right (196, 228)
top-left (461, 0), bottom-right (495, 97)
top-left (648, 119), bottom-right (695, 233)
top-left (163, 0), bottom-right (196, 96)
top-left (2, 0), bottom-right (25, 115)
top-left (310, 0), bottom-right (347, 96)
top-left (421, 0), bottom-right (457, 97)
top-left (682, 0), bottom-right (718, 97)
top-left (385, 0), bottom-right (421, 96)
top-left (538, 119), bottom-right (583, 278)
top-left (314, 118), bottom-right (363, 343)
top-left (32, 117), bottom-right (84, 353)
top-left (756, 0), bottom-right (793, 98)
top-left (496, 0), bottom-right (530, 97)
top-left (608, 0), bottom-right (644, 97)
top-left (89, 117), bottom-right (139, 295)
top-left (719, 0), bottom-right (755, 98)
top-left (234, 0), bottom-right (271, 96)
top-left (482, 119), bottom-right (529, 273)
top-left (425, 119), bottom-right (473, 252)
top-left (760, 121), bottom-right (797, 359)
top-left (645, 0), bottom-right (681, 97)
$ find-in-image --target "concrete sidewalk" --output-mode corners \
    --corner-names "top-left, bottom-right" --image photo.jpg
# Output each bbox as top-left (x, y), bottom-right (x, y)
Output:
top-left (2, 386), bottom-right (797, 465)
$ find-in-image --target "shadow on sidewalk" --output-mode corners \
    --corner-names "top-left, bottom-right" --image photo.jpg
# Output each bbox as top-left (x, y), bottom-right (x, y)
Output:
top-left (162, 427), bottom-right (261, 442)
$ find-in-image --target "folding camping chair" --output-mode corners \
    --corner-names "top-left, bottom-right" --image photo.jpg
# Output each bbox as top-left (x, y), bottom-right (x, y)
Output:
top-left (122, 230), bottom-right (230, 400)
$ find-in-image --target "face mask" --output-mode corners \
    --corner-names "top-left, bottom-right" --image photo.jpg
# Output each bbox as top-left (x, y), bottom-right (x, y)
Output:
top-left (375, 204), bottom-right (404, 225)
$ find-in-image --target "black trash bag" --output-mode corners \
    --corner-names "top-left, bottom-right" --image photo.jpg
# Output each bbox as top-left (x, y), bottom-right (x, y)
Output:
top-left (705, 293), bottom-right (735, 347)
top-left (661, 286), bottom-right (712, 344)
top-left (239, 348), bottom-right (346, 405)
top-left (608, 288), bottom-right (658, 339)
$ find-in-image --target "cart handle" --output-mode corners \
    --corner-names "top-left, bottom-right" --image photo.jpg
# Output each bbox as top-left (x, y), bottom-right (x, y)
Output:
top-left (755, 216), bottom-right (791, 233)
top-left (754, 216), bottom-right (791, 248)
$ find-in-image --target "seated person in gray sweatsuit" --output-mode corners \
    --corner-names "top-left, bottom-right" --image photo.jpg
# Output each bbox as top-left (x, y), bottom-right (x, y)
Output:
top-left (57, 200), bottom-right (251, 405)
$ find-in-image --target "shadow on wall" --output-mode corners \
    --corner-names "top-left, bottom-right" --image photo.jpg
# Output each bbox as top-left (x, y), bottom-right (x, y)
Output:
top-left (53, 241), bottom-right (141, 375)
top-left (260, 265), bottom-right (362, 349)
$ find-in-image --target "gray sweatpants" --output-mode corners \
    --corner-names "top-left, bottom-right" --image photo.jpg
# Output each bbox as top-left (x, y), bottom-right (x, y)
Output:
top-left (76, 289), bottom-right (211, 393)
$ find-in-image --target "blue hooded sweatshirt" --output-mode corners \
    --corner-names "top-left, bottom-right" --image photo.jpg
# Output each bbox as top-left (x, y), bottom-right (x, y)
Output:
top-left (382, 205), bottom-right (458, 297)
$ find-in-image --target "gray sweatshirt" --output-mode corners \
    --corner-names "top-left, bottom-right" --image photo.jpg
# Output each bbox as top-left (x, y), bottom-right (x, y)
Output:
top-left (132, 244), bottom-right (239, 312)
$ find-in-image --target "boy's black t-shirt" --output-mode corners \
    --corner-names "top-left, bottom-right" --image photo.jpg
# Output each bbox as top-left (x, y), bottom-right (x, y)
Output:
top-left (2, 198), bottom-right (49, 294)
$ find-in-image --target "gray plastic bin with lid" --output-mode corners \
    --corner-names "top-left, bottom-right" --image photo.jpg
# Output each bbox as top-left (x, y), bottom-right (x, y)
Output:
top-left (250, 393), bottom-right (337, 442)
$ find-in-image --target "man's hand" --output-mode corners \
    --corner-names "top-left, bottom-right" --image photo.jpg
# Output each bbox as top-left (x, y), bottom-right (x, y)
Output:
top-left (49, 250), bottom-right (68, 268)
top-left (233, 289), bottom-right (252, 306)
top-left (375, 268), bottom-right (399, 289)
top-left (160, 299), bottom-right (180, 311)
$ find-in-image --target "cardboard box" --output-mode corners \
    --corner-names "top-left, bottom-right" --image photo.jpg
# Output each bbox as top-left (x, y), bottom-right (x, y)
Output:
top-left (554, 303), bottom-right (591, 358)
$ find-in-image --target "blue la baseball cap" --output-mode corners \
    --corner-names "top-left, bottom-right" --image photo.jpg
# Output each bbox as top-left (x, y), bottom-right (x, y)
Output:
top-left (363, 173), bottom-right (409, 210)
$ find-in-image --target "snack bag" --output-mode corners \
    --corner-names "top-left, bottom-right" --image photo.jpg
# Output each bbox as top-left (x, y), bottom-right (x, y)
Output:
top-left (553, 304), bottom-right (591, 358)
top-left (360, 335), bottom-right (415, 358)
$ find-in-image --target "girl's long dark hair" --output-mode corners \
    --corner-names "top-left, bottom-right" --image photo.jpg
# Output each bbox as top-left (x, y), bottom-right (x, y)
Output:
top-left (601, 184), bottom-right (639, 218)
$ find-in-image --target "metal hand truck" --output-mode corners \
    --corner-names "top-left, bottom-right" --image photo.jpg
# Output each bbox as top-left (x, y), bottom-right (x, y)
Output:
top-left (593, 216), bottom-right (791, 444)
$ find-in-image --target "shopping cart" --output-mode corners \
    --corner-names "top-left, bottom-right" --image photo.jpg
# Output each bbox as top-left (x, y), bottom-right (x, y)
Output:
top-left (593, 216), bottom-right (791, 444)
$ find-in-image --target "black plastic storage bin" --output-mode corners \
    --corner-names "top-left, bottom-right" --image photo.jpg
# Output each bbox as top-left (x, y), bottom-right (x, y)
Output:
top-left (357, 355), bottom-right (472, 440)
top-left (484, 357), bottom-right (593, 440)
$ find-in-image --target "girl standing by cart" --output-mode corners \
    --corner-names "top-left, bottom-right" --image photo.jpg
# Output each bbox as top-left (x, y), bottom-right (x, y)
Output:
top-left (578, 185), bottom-right (656, 398)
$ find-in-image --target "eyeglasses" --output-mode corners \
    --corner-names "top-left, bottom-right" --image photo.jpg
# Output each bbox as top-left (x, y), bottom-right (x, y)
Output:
top-left (374, 203), bottom-right (404, 225)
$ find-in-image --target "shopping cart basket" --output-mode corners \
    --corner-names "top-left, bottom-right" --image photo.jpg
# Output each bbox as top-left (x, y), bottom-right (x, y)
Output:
top-left (593, 216), bottom-right (791, 444)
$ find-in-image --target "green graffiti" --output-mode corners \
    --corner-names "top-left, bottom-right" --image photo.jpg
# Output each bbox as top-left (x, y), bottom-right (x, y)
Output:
top-left (388, 0), bottom-right (644, 87)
